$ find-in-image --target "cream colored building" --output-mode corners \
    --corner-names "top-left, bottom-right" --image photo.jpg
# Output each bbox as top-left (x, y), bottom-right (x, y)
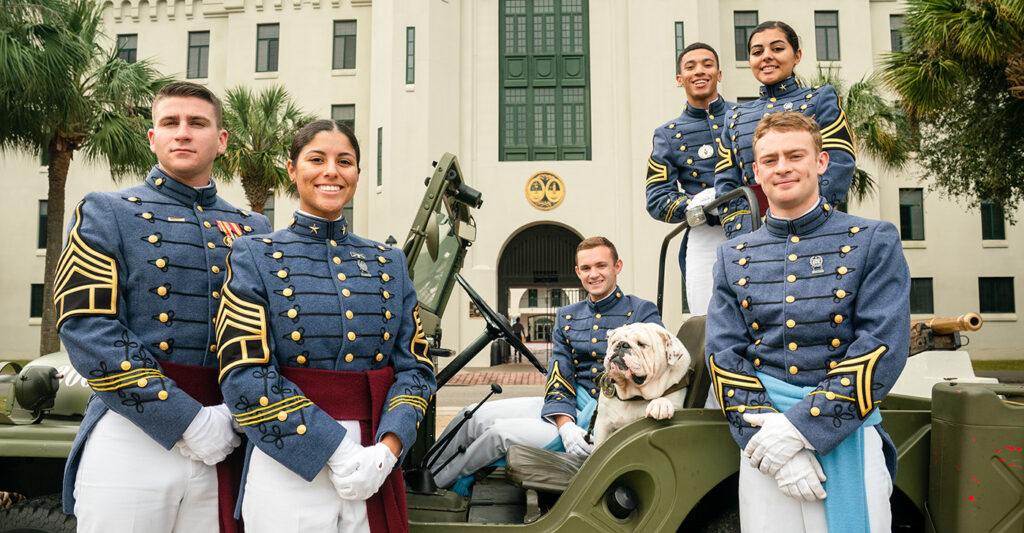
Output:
top-left (2, 0), bottom-right (1020, 364)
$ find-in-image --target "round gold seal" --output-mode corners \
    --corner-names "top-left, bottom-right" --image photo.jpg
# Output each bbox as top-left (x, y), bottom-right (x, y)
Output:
top-left (525, 171), bottom-right (565, 211)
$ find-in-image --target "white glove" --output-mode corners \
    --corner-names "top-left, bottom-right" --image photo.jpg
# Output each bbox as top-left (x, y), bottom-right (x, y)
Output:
top-left (176, 404), bottom-right (241, 465)
top-left (774, 449), bottom-right (827, 502)
top-left (327, 438), bottom-right (398, 501)
top-left (742, 412), bottom-right (812, 476)
top-left (687, 188), bottom-right (718, 218)
top-left (558, 422), bottom-right (594, 457)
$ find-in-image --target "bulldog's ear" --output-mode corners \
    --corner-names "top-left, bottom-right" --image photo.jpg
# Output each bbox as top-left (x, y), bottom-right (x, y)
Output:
top-left (658, 327), bottom-right (688, 365)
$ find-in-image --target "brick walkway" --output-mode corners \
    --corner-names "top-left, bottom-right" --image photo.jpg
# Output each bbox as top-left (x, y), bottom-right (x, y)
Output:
top-left (446, 371), bottom-right (546, 386)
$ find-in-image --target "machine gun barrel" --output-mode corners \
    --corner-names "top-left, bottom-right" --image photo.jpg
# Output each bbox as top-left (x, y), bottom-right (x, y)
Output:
top-left (921, 313), bottom-right (983, 335)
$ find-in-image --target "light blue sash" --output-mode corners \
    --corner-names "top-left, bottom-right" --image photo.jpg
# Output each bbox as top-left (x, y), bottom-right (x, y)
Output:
top-left (757, 372), bottom-right (880, 533)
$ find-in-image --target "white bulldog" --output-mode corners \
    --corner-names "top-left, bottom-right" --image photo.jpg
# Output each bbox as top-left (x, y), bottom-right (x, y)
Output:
top-left (592, 322), bottom-right (691, 447)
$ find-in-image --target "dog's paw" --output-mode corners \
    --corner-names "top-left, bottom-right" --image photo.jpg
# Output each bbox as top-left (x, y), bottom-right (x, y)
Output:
top-left (645, 398), bottom-right (675, 420)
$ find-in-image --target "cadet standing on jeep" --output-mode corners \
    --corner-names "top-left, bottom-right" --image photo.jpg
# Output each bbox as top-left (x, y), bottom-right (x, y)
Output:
top-left (706, 112), bottom-right (909, 533)
top-left (53, 82), bottom-right (270, 532)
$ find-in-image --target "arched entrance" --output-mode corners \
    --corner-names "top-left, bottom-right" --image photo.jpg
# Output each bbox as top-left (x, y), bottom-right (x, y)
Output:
top-left (496, 224), bottom-right (583, 365)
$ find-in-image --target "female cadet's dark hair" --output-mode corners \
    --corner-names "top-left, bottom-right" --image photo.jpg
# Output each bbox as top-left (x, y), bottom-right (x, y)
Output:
top-left (747, 20), bottom-right (800, 52)
top-left (289, 120), bottom-right (361, 169)
top-left (676, 42), bottom-right (720, 74)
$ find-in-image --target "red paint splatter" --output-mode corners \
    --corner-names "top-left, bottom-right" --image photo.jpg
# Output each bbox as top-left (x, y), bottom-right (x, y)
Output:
top-left (972, 438), bottom-right (976, 442)
top-left (955, 465), bottom-right (960, 471)
top-left (972, 476), bottom-right (980, 484)
top-left (969, 496), bottom-right (975, 502)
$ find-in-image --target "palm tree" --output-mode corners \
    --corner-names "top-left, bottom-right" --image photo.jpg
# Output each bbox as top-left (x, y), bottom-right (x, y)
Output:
top-left (216, 85), bottom-right (315, 214)
top-left (0, 0), bottom-right (171, 354)
top-left (883, 0), bottom-right (1024, 114)
top-left (801, 67), bottom-right (914, 202)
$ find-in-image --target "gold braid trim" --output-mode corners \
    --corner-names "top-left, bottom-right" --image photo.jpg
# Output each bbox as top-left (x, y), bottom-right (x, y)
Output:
top-left (826, 345), bottom-right (888, 418)
top-left (53, 201), bottom-right (118, 329)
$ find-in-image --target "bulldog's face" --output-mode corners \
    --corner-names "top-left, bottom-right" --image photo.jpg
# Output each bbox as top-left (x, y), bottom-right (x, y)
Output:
top-left (604, 323), bottom-right (690, 400)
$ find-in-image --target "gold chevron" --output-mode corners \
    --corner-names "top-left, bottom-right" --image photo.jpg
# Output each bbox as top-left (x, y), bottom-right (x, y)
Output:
top-left (715, 138), bottom-right (734, 173)
top-left (708, 354), bottom-right (765, 410)
top-left (646, 157), bottom-right (668, 186)
top-left (664, 197), bottom-right (685, 222)
top-left (53, 201), bottom-right (118, 329)
top-left (826, 345), bottom-right (888, 418)
top-left (545, 361), bottom-right (575, 397)
top-left (216, 254), bottom-right (271, 382)
top-left (820, 104), bottom-right (856, 156)
top-left (410, 305), bottom-right (434, 368)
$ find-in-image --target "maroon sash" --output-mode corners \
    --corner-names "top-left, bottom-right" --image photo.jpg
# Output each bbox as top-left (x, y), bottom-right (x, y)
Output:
top-left (280, 366), bottom-right (409, 533)
top-left (161, 361), bottom-right (243, 533)
top-left (750, 183), bottom-right (770, 217)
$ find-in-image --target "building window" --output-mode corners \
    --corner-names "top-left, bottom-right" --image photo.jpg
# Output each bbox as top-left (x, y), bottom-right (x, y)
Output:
top-left (376, 127), bottom-right (383, 187)
top-left (889, 14), bottom-right (905, 52)
top-left (674, 21), bottom-right (685, 68)
top-left (733, 11), bottom-right (758, 61)
top-left (528, 289), bottom-right (538, 307)
top-left (30, 284), bottom-right (44, 319)
top-left (499, 0), bottom-right (591, 161)
top-left (981, 201), bottom-right (1006, 240)
top-left (37, 200), bottom-right (47, 249)
top-left (814, 11), bottom-right (840, 61)
top-left (331, 105), bottom-right (355, 130)
top-left (262, 196), bottom-right (275, 229)
top-left (117, 34), bottom-right (138, 63)
top-left (256, 24), bottom-right (279, 73)
top-left (333, 20), bottom-right (357, 69)
top-left (187, 31), bottom-right (210, 79)
top-left (899, 188), bottom-right (925, 241)
top-left (910, 278), bottom-right (934, 314)
top-left (406, 27), bottom-right (416, 84)
top-left (979, 277), bottom-right (1015, 314)
top-left (550, 288), bottom-right (562, 307)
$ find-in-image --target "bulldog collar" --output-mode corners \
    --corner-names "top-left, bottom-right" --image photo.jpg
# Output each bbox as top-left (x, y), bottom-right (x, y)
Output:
top-left (599, 370), bottom-right (692, 402)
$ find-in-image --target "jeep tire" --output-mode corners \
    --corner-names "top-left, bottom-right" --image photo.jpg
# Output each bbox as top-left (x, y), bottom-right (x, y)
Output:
top-left (0, 494), bottom-right (75, 533)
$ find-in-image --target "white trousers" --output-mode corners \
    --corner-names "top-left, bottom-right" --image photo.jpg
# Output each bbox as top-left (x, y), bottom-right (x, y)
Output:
top-left (431, 397), bottom-right (558, 488)
top-left (685, 223), bottom-right (727, 317)
top-left (242, 420), bottom-right (369, 533)
top-left (74, 410), bottom-right (218, 533)
top-left (739, 426), bottom-right (892, 533)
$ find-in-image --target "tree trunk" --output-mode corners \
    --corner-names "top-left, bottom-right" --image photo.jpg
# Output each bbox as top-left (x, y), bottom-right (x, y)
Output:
top-left (240, 174), bottom-right (270, 214)
top-left (38, 142), bottom-right (72, 356)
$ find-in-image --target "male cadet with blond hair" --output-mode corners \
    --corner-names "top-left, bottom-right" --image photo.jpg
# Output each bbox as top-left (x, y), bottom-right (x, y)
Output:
top-left (55, 81), bottom-right (271, 532)
top-left (645, 42), bottom-right (734, 317)
top-left (431, 237), bottom-right (661, 489)
top-left (706, 111), bottom-right (909, 533)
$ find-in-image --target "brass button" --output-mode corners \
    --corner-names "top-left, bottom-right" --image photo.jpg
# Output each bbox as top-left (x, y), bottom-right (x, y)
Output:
top-left (834, 315), bottom-right (844, 324)
top-left (786, 295), bottom-right (795, 303)
top-left (383, 291), bottom-right (391, 299)
top-left (155, 178), bottom-right (164, 186)
top-left (158, 313), bottom-right (169, 323)
top-left (736, 224), bottom-right (742, 230)
top-left (148, 235), bottom-right (159, 243)
top-left (823, 203), bottom-right (831, 211)
top-left (727, 389), bottom-right (735, 397)
top-left (283, 288), bottom-right (294, 297)
top-left (738, 278), bottom-right (747, 286)
top-left (211, 266), bottom-right (220, 273)
top-left (345, 353), bottom-right (355, 362)
top-left (273, 251), bottom-right (283, 259)
top-left (210, 344), bottom-right (217, 352)
top-left (157, 286), bottom-right (168, 296)
top-left (591, 388), bottom-right (597, 395)
top-left (595, 313), bottom-right (601, 319)
top-left (383, 332), bottom-right (391, 341)
top-left (385, 311), bottom-right (392, 319)
top-left (800, 104), bottom-right (807, 110)
top-left (832, 338), bottom-right (841, 348)
top-left (338, 273), bottom-right (346, 281)
top-left (287, 309), bottom-right (298, 318)
top-left (627, 312), bottom-right (632, 317)
top-left (296, 424), bottom-right (307, 435)
top-left (342, 289), bottom-right (351, 297)
top-left (196, 205), bottom-right (203, 212)
top-left (754, 358), bottom-right (760, 366)
top-left (841, 245), bottom-right (851, 254)
top-left (333, 257), bottom-right (341, 265)
top-left (791, 236), bottom-right (800, 243)
top-left (737, 406), bottom-right (746, 413)
top-left (742, 299), bottom-right (749, 308)
top-left (826, 392), bottom-right (836, 400)
top-left (377, 256), bottom-right (386, 264)
top-left (263, 238), bottom-right (272, 243)
top-left (789, 365), bottom-right (798, 374)
top-left (767, 103), bottom-right (774, 109)
top-left (592, 338), bottom-right (598, 343)
top-left (260, 396), bottom-right (269, 406)
top-left (786, 319), bottom-right (795, 328)
top-left (789, 342), bottom-right (797, 351)
top-left (810, 407), bottom-right (820, 416)
top-left (686, 158), bottom-right (693, 164)
top-left (296, 355), bottom-right (307, 364)
top-left (769, 97), bottom-right (777, 102)
top-left (738, 258), bottom-right (748, 266)
top-left (136, 378), bottom-right (148, 388)
top-left (592, 368), bottom-right (598, 373)
top-left (375, 353), bottom-right (384, 362)
top-left (277, 412), bottom-right (287, 422)
top-left (348, 332), bottom-right (356, 341)
top-left (574, 359), bottom-right (579, 364)
top-left (142, 212), bottom-right (153, 220)
top-left (837, 267), bottom-right (848, 275)
top-left (243, 226), bottom-right (252, 232)
top-left (203, 221), bottom-right (211, 228)
top-left (158, 390), bottom-right (168, 400)
top-left (830, 361), bottom-right (839, 369)
top-left (788, 254), bottom-right (797, 262)
top-left (841, 378), bottom-right (851, 386)
top-left (120, 361), bottom-right (131, 371)
top-left (277, 270), bottom-right (287, 279)
top-left (330, 240), bottom-right (337, 246)
top-left (755, 339), bottom-right (762, 345)
top-left (787, 275), bottom-right (796, 282)
top-left (593, 325), bottom-right (599, 330)
top-left (207, 242), bottom-right (215, 249)
top-left (836, 290), bottom-right (846, 298)
top-left (566, 315), bottom-right (572, 319)
top-left (616, 293), bottom-right (621, 298)
top-left (155, 259), bottom-right (167, 268)
top-left (128, 196), bottom-right (138, 202)
top-left (346, 310), bottom-right (354, 319)
top-left (291, 331), bottom-right (301, 341)
top-left (850, 226), bottom-right (861, 234)
top-left (212, 291), bottom-right (220, 299)
top-left (736, 244), bottom-right (745, 250)
top-left (382, 273), bottom-right (390, 282)
top-left (751, 322), bottom-right (759, 331)
top-left (159, 342), bottom-right (169, 351)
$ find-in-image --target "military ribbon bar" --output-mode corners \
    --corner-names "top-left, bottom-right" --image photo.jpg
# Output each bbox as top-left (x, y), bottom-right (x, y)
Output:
top-left (216, 220), bottom-right (244, 246)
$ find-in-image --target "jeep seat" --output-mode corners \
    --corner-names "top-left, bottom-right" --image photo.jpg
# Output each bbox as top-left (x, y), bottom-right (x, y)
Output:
top-left (679, 315), bottom-right (709, 408)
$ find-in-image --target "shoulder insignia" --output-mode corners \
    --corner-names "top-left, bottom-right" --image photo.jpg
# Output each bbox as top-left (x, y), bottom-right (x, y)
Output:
top-left (708, 354), bottom-right (765, 409)
top-left (410, 304), bottom-right (434, 368)
top-left (826, 345), bottom-right (887, 418)
top-left (216, 260), bottom-right (271, 382)
top-left (714, 137), bottom-right (734, 174)
top-left (54, 201), bottom-right (118, 329)
top-left (646, 157), bottom-right (668, 186)
top-left (545, 361), bottom-right (575, 398)
top-left (820, 95), bottom-right (855, 155)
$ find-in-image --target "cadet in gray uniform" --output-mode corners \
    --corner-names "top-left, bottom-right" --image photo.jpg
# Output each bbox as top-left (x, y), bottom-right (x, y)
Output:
top-left (217, 120), bottom-right (435, 533)
top-left (431, 237), bottom-right (661, 489)
top-left (55, 82), bottom-right (271, 532)
top-left (706, 112), bottom-right (909, 533)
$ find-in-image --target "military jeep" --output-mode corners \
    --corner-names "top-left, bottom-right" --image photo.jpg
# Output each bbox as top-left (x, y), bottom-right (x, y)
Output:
top-left (1, 154), bottom-right (1021, 533)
